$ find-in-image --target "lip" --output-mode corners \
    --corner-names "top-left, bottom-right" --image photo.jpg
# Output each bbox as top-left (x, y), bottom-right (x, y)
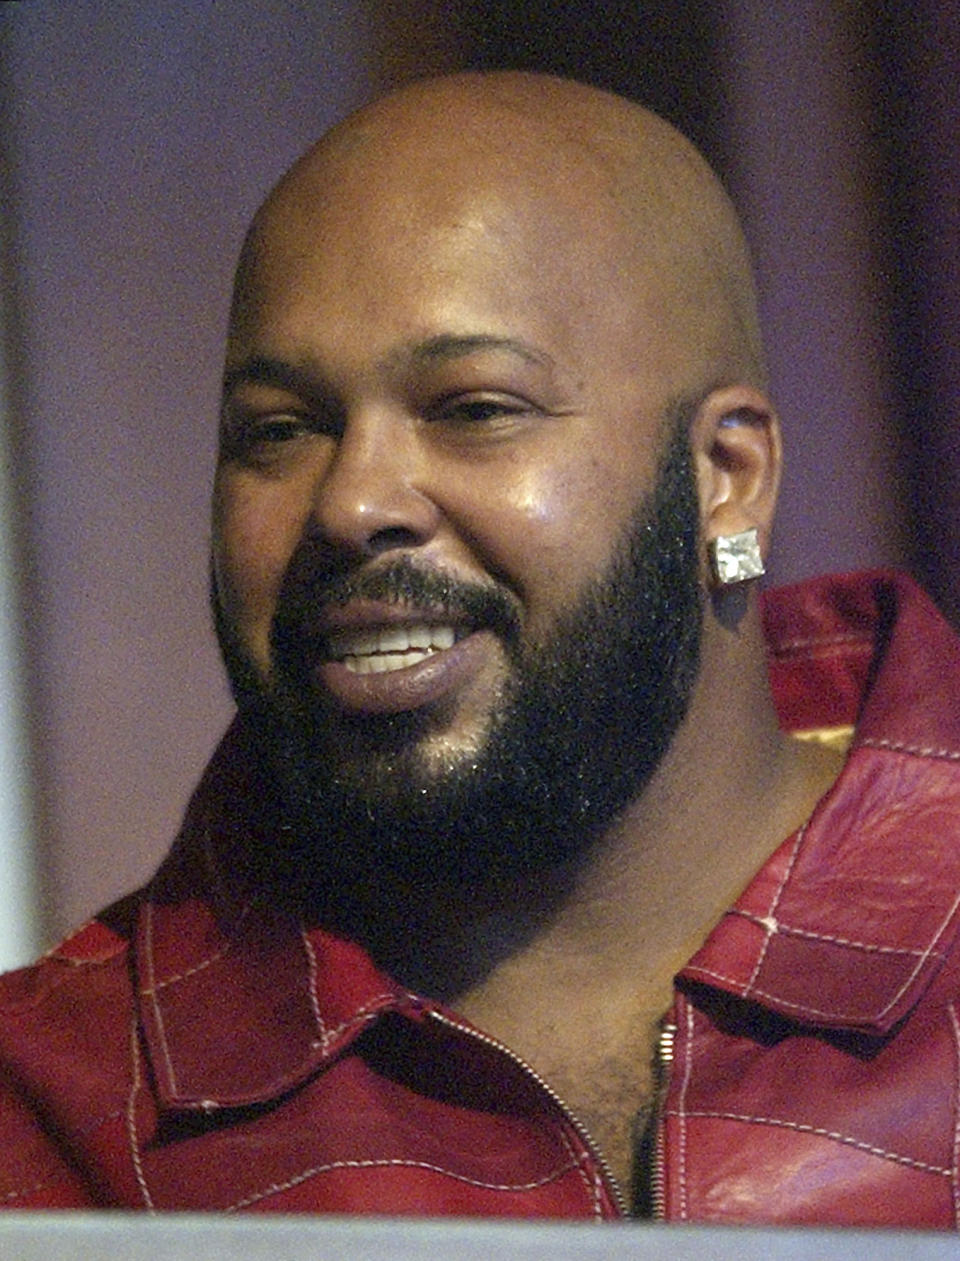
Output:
top-left (319, 599), bottom-right (465, 632)
top-left (298, 599), bottom-right (489, 715)
top-left (314, 627), bottom-right (493, 714)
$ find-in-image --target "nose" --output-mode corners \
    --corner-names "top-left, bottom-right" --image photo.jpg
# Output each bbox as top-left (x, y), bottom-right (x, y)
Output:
top-left (308, 411), bottom-right (440, 558)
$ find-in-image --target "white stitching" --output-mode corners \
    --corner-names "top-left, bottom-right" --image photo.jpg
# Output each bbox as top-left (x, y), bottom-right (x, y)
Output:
top-left (683, 962), bottom-right (930, 1024)
top-left (139, 903), bottom-right (254, 995)
top-left (744, 825), bottom-right (806, 994)
top-left (146, 998), bottom-right (398, 1111)
top-left (142, 900), bottom-right (399, 1102)
top-left (872, 888), bottom-right (960, 1022)
top-left (557, 1126), bottom-right (603, 1220)
top-left (221, 1154), bottom-right (580, 1212)
top-left (773, 921), bottom-right (941, 958)
top-left (301, 931), bottom-right (328, 1050)
top-left (1, 1178), bottom-right (59, 1203)
top-left (860, 737), bottom-right (960, 763)
top-left (1, 964), bottom-right (112, 1016)
top-left (950, 1003), bottom-right (960, 1229)
top-left (770, 631), bottom-right (873, 655)
top-left (764, 825), bottom-right (804, 922)
top-left (693, 885), bottom-right (960, 1024)
top-left (675, 1000), bottom-right (695, 1221)
top-left (321, 993), bottom-right (403, 1046)
top-left (138, 825), bottom-right (259, 995)
top-left (139, 944), bottom-right (231, 994)
top-left (730, 909), bottom-right (944, 959)
top-left (140, 901), bottom-right (178, 1099)
top-left (672, 1107), bottom-right (951, 1176)
top-left (126, 1014), bottom-right (154, 1210)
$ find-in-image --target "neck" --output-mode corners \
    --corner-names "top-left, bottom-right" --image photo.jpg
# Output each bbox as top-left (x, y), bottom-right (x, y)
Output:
top-left (268, 599), bottom-right (844, 1017)
top-left (449, 598), bottom-right (846, 1037)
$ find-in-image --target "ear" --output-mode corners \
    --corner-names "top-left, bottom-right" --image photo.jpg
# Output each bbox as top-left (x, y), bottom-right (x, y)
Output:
top-left (690, 385), bottom-right (782, 564)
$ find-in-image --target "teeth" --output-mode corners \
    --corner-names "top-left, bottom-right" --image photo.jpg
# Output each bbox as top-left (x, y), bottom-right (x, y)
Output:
top-left (346, 649), bottom-right (434, 675)
top-left (347, 629), bottom-right (379, 655)
top-left (408, 625), bottom-right (432, 649)
top-left (378, 625), bottom-right (415, 653)
top-left (327, 624), bottom-right (458, 674)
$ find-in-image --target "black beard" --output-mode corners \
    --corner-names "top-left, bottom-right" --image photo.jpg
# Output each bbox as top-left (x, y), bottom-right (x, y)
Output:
top-left (214, 411), bottom-right (703, 893)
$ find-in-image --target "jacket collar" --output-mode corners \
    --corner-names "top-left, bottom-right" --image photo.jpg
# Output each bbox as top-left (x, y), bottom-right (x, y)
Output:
top-left (133, 724), bottom-right (416, 1110)
top-left (136, 570), bottom-right (960, 1109)
top-left (681, 570), bottom-right (960, 1034)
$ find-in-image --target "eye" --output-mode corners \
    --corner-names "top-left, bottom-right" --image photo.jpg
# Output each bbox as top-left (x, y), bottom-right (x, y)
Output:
top-left (219, 403), bottom-right (314, 467)
top-left (245, 415), bottom-right (305, 444)
top-left (428, 393), bottom-right (531, 427)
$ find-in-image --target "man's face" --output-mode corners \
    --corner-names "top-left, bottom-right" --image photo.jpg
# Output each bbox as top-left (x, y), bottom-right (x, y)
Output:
top-left (212, 135), bottom-right (709, 872)
top-left (216, 418), bottom-right (702, 880)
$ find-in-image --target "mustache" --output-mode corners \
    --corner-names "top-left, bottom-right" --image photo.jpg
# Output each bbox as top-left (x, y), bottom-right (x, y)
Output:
top-left (272, 554), bottom-right (523, 649)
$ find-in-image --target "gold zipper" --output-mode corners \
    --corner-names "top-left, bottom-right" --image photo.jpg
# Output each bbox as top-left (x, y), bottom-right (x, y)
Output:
top-left (427, 1007), bottom-right (630, 1217)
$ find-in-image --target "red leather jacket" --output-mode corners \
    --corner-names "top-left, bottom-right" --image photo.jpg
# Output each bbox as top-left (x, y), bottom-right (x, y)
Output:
top-left (2, 571), bottom-right (960, 1226)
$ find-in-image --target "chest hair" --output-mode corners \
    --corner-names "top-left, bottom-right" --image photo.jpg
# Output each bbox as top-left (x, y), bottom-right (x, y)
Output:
top-left (528, 1017), bottom-right (665, 1208)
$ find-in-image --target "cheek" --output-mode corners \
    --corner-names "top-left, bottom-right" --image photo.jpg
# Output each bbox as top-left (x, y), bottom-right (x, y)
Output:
top-left (212, 476), bottom-right (304, 657)
top-left (467, 454), bottom-right (640, 610)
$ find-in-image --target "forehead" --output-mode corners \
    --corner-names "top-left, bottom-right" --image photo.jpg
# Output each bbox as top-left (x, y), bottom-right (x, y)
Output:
top-left (252, 127), bottom-right (627, 292)
top-left (226, 80), bottom-right (744, 407)
top-left (232, 150), bottom-right (693, 402)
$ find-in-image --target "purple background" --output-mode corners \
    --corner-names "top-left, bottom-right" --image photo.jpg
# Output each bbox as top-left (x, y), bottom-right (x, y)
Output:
top-left (0, 2), bottom-right (955, 943)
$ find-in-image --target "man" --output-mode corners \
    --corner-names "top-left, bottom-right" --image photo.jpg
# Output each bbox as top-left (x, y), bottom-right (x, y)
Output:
top-left (2, 71), bottom-right (959, 1227)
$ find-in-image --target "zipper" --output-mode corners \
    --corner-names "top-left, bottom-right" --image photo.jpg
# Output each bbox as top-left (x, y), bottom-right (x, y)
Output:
top-left (649, 1015), bottom-right (676, 1220)
top-left (630, 1011), bottom-right (676, 1218)
top-left (426, 1007), bottom-right (630, 1217)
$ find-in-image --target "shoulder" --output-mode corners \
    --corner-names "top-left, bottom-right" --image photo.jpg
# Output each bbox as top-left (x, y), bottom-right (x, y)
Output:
top-left (0, 893), bottom-right (138, 1012)
top-left (0, 894), bottom-right (143, 1209)
top-left (0, 894), bottom-right (140, 1087)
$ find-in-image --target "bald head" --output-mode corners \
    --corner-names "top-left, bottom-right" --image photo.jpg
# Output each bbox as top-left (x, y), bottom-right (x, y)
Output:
top-left (232, 71), bottom-right (765, 397)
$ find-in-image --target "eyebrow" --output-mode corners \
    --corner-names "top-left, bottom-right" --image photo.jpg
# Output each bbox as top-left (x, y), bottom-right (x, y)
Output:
top-left (222, 357), bottom-right (320, 399)
top-left (223, 334), bottom-right (556, 399)
top-left (404, 333), bottom-right (556, 371)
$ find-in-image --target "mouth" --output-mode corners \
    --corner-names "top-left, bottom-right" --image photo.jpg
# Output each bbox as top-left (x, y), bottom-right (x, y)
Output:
top-left (325, 622), bottom-right (468, 675)
top-left (278, 590), bottom-right (510, 716)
